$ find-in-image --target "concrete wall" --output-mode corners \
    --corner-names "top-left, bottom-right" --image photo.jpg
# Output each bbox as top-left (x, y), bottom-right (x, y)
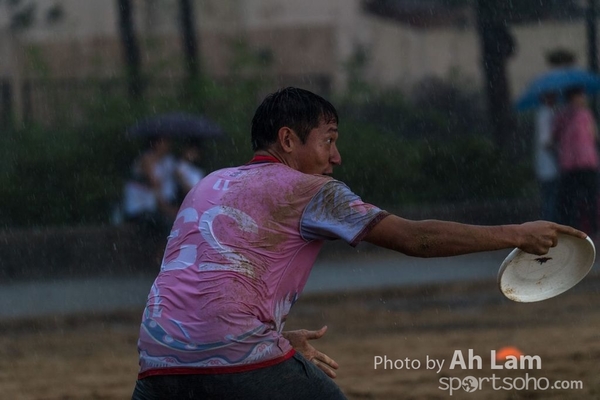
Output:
top-left (364, 17), bottom-right (481, 90)
top-left (0, 1), bottom-right (594, 95)
top-left (510, 21), bottom-right (588, 94)
top-left (0, 224), bottom-right (165, 282)
top-left (364, 17), bottom-right (590, 97)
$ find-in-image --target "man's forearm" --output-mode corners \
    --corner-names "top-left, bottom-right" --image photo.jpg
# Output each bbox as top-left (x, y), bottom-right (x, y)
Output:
top-left (363, 215), bottom-right (583, 258)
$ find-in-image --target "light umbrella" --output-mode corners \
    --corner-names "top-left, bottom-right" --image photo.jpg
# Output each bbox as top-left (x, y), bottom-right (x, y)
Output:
top-left (127, 112), bottom-right (225, 139)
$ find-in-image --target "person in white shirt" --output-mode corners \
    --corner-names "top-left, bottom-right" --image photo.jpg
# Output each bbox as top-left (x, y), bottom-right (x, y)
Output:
top-left (175, 139), bottom-right (206, 203)
top-left (123, 136), bottom-right (178, 235)
top-left (534, 91), bottom-right (559, 221)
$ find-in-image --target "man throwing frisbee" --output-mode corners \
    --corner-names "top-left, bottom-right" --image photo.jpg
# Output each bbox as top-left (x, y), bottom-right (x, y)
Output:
top-left (131, 87), bottom-right (585, 400)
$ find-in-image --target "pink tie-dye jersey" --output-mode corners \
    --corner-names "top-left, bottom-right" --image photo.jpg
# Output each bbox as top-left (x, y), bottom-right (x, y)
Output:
top-left (137, 162), bottom-right (388, 378)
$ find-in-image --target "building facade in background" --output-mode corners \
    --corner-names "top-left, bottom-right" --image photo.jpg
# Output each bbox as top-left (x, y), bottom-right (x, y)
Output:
top-left (0, 0), bottom-right (594, 126)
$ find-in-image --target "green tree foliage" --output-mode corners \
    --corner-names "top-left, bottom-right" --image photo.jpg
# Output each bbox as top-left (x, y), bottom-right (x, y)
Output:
top-left (0, 45), bottom-right (532, 228)
top-left (333, 83), bottom-right (531, 207)
top-left (0, 74), bottom-right (533, 228)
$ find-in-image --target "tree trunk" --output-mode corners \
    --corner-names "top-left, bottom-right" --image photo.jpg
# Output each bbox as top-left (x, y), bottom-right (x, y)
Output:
top-left (587, 0), bottom-right (599, 117)
top-left (179, 0), bottom-right (200, 82)
top-left (475, 0), bottom-right (517, 157)
top-left (117, 0), bottom-right (142, 99)
top-left (7, 31), bottom-right (23, 127)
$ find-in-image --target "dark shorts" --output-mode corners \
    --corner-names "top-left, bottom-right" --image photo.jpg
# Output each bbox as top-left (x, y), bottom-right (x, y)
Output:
top-left (131, 353), bottom-right (348, 400)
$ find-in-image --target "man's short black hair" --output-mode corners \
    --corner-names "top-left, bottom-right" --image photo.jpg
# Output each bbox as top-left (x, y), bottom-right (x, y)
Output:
top-left (251, 87), bottom-right (339, 151)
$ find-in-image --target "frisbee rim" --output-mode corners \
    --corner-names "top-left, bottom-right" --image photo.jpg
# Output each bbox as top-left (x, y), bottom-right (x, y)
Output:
top-left (497, 234), bottom-right (595, 303)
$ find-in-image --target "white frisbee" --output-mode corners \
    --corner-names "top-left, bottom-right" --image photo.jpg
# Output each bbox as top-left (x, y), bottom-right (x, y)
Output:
top-left (498, 234), bottom-right (596, 302)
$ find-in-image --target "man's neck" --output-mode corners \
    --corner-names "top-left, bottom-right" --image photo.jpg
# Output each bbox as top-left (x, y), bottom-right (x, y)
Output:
top-left (253, 149), bottom-right (293, 168)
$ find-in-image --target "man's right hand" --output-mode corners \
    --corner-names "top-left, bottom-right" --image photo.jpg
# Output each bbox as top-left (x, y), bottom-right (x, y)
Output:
top-left (515, 221), bottom-right (587, 255)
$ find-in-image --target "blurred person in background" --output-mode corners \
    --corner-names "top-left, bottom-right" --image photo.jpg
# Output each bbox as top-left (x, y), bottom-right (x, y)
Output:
top-left (552, 86), bottom-right (600, 237)
top-left (175, 139), bottom-right (206, 204)
top-left (122, 135), bottom-right (178, 238)
top-left (534, 91), bottom-right (559, 221)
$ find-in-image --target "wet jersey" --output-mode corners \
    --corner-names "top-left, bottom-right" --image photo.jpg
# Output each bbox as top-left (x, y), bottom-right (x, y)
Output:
top-left (137, 160), bottom-right (388, 378)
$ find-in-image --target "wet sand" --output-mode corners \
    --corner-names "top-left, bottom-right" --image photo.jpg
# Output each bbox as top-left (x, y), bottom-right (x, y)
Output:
top-left (1, 273), bottom-right (599, 399)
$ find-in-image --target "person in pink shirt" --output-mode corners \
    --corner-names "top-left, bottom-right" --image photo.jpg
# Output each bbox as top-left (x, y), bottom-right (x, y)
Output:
top-left (552, 86), bottom-right (600, 236)
top-left (132, 87), bottom-right (585, 400)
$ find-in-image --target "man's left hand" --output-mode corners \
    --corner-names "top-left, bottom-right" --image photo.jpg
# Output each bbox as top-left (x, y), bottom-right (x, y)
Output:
top-left (282, 326), bottom-right (339, 378)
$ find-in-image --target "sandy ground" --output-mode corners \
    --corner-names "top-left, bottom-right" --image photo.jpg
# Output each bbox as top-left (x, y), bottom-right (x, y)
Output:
top-left (1, 274), bottom-right (600, 400)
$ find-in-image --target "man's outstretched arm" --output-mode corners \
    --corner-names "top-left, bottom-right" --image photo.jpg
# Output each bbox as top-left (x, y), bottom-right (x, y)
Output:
top-left (363, 216), bottom-right (586, 258)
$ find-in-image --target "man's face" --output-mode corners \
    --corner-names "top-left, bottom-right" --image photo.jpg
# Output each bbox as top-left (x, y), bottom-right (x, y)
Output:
top-left (293, 119), bottom-right (341, 175)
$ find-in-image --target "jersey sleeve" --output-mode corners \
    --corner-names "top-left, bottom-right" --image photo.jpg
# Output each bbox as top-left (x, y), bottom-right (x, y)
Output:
top-left (300, 180), bottom-right (390, 247)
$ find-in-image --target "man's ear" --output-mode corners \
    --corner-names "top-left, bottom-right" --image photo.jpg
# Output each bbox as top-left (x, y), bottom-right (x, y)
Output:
top-left (277, 127), bottom-right (296, 153)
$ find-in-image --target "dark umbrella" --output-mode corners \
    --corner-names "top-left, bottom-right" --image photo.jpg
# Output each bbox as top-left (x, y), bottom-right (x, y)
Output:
top-left (515, 68), bottom-right (600, 111)
top-left (127, 112), bottom-right (225, 139)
